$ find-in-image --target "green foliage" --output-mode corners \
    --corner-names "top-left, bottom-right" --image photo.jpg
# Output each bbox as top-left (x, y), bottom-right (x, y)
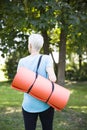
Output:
top-left (3, 57), bottom-right (18, 79)
top-left (3, 50), bottom-right (28, 79)
top-left (0, 0), bottom-right (87, 82)
top-left (66, 62), bottom-right (87, 81)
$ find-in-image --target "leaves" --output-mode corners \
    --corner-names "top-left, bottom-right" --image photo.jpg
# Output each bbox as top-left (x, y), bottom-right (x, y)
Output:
top-left (0, 0), bottom-right (87, 81)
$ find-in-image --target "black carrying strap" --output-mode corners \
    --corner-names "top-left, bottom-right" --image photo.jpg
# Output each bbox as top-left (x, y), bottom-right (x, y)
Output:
top-left (27, 55), bottom-right (42, 93)
top-left (27, 55), bottom-right (55, 104)
top-left (45, 81), bottom-right (54, 103)
top-left (36, 55), bottom-right (43, 74)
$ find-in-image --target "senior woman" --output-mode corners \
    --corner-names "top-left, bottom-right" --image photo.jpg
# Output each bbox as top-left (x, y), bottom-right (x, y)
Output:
top-left (17, 33), bottom-right (56, 130)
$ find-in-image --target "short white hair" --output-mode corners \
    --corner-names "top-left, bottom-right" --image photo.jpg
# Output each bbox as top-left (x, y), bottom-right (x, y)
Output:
top-left (28, 34), bottom-right (44, 51)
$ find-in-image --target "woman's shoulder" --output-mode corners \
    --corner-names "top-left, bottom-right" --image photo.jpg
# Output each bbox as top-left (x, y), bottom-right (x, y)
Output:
top-left (42, 54), bottom-right (52, 61)
top-left (42, 54), bottom-right (50, 59)
top-left (19, 55), bottom-right (30, 63)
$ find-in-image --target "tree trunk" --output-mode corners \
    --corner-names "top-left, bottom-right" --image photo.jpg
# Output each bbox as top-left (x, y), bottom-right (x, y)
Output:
top-left (42, 30), bottom-right (49, 54)
top-left (79, 54), bottom-right (82, 71)
top-left (57, 29), bottom-right (66, 86)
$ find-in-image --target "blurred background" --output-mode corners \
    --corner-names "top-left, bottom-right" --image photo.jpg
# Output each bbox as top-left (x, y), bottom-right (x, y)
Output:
top-left (0, 1), bottom-right (87, 130)
top-left (0, 0), bottom-right (87, 85)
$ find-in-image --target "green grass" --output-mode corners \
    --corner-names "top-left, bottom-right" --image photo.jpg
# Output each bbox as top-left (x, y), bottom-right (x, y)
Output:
top-left (0, 81), bottom-right (87, 130)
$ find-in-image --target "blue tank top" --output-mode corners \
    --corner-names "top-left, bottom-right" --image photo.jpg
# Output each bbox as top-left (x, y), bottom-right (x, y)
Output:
top-left (17, 54), bottom-right (53, 112)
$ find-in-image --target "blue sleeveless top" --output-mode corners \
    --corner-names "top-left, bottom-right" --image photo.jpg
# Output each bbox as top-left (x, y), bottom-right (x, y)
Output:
top-left (17, 54), bottom-right (53, 113)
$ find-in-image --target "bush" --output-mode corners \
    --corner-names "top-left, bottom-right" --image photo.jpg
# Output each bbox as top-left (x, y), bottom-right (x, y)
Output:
top-left (65, 63), bottom-right (87, 81)
top-left (3, 55), bottom-right (19, 80)
top-left (3, 50), bottom-right (28, 80)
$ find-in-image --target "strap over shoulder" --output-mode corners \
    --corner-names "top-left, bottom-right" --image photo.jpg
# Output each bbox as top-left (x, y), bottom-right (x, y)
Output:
top-left (27, 55), bottom-right (43, 93)
top-left (36, 55), bottom-right (43, 74)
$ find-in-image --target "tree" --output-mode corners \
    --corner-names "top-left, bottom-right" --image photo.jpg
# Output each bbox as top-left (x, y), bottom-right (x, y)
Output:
top-left (0, 0), bottom-right (87, 84)
top-left (48, 0), bottom-right (87, 85)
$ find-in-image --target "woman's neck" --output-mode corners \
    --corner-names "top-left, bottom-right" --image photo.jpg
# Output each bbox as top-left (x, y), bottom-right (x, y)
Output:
top-left (30, 50), bottom-right (39, 55)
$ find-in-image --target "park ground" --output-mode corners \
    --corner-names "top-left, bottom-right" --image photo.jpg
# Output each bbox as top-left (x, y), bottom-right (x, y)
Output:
top-left (0, 69), bottom-right (87, 130)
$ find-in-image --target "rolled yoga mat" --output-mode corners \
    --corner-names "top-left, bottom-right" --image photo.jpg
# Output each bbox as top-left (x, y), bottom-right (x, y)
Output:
top-left (11, 67), bottom-right (70, 111)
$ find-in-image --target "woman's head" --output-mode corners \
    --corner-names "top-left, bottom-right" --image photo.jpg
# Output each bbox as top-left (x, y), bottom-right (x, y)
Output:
top-left (28, 34), bottom-right (44, 53)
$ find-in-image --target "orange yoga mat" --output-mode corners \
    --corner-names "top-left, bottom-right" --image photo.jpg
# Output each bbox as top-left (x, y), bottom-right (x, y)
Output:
top-left (11, 67), bottom-right (70, 111)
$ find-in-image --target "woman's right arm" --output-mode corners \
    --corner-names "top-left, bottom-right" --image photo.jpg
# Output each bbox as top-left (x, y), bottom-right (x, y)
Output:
top-left (46, 67), bottom-right (56, 82)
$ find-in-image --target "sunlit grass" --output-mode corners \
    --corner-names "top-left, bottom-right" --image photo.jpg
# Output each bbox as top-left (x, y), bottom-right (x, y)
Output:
top-left (0, 81), bottom-right (23, 108)
top-left (66, 82), bottom-right (87, 113)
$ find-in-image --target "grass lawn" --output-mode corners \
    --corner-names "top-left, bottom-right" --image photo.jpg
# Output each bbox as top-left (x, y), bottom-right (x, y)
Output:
top-left (0, 80), bottom-right (87, 130)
